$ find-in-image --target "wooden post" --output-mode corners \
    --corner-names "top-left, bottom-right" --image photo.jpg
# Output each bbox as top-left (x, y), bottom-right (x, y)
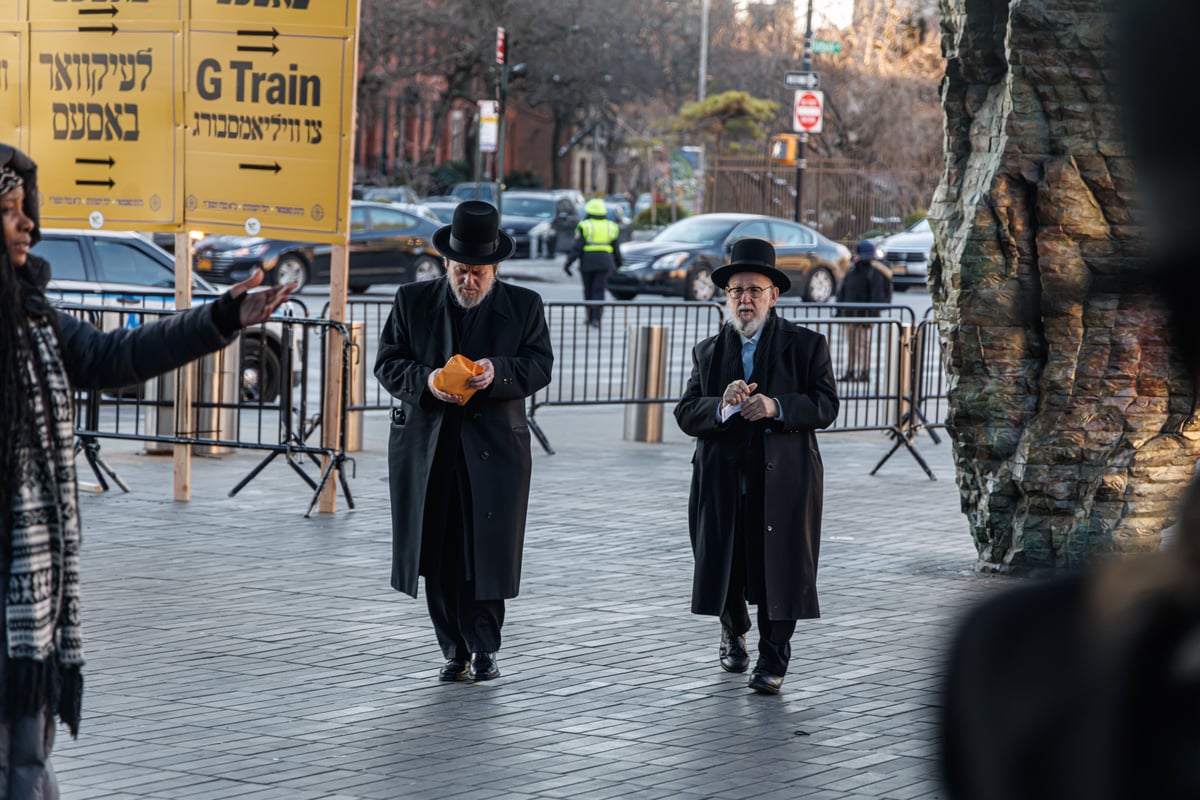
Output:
top-left (173, 230), bottom-right (192, 501)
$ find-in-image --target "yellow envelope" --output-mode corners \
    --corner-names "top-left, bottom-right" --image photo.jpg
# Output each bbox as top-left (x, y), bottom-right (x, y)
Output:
top-left (433, 354), bottom-right (485, 404)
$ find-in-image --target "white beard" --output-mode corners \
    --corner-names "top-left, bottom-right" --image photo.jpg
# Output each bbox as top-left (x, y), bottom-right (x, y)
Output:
top-left (727, 302), bottom-right (769, 338)
top-left (450, 279), bottom-right (493, 309)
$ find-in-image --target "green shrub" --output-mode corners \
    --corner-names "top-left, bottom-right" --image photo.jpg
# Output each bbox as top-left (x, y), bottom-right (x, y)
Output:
top-left (903, 209), bottom-right (928, 228)
top-left (634, 203), bottom-right (688, 229)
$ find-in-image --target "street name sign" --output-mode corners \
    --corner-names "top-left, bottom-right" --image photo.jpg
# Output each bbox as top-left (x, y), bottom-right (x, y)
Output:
top-left (785, 70), bottom-right (819, 90)
top-left (812, 39), bottom-right (841, 54)
top-left (793, 89), bottom-right (824, 134)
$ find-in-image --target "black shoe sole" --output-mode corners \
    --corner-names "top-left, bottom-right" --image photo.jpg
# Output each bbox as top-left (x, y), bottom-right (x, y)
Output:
top-left (470, 669), bottom-right (500, 681)
top-left (720, 660), bottom-right (750, 674)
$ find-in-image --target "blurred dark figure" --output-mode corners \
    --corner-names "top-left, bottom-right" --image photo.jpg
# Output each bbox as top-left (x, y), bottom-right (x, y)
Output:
top-left (835, 240), bottom-right (892, 382)
top-left (563, 198), bottom-right (622, 328)
top-left (940, 2), bottom-right (1200, 798)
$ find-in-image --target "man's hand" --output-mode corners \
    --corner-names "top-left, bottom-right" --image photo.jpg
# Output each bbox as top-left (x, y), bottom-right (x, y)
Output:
top-left (721, 380), bottom-right (757, 409)
top-left (740, 393), bottom-right (778, 422)
top-left (230, 269), bottom-right (296, 327)
top-left (427, 368), bottom-right (462, 405)
top-left (468, 357), bottom-right (495, 390)
top-left (563, 262), bottom-right (573, 277)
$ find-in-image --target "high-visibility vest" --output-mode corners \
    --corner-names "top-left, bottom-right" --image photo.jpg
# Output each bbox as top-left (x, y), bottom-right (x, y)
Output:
top-left (579, 218), bottom-right (620, 252)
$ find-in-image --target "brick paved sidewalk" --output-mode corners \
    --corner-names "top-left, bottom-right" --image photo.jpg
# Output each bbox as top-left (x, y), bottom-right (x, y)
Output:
top-left (56, 406), bottom-right (1006, 800)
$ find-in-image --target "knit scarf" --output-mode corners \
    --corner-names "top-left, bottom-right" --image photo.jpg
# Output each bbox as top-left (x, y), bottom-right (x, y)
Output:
top-left (6, 314), bottom-right (84, 736)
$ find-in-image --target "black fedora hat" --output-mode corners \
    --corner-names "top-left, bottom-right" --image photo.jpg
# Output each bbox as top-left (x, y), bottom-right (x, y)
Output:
top-left (711, 238), bottom-right (791, 293)
top-left (432, 200), bottom-right (515, 265)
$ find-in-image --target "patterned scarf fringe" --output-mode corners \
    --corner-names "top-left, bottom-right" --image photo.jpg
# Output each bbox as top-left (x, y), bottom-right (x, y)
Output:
top-left (3, 659), bottom-right (82, 737)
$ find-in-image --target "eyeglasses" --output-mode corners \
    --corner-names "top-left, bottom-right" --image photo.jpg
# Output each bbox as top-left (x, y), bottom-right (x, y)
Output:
top-left (726, 286), bottom-right (771, 299)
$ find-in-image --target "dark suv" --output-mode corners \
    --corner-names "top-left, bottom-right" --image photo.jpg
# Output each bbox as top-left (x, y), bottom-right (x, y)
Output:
top-left (500, 190), bottom-right (581, 257)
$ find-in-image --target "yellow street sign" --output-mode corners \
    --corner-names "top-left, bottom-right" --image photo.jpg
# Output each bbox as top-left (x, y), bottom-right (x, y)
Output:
top-left (27, 23), bottom-right (182, 229)
top-left (184, 23), bottom-right (353, 242)
top-left (1, 0), bottom-right (23, 22)
top-left (0, 26), bottom-right (24, 148)
top-left (27, 0), bottom-right (184, 24)
top-left (190, 0), bottom-right (354, 32)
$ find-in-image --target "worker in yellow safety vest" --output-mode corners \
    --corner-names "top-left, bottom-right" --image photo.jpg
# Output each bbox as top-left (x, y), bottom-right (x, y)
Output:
top-left (563, 198), bottom-right (623, 328)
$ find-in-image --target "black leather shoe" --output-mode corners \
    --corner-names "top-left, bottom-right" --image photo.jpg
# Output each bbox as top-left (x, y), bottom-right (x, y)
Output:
top-left (748, 669), bottom-right (784, 695)
top-left (470, 652), bottom-right (500, 681)
top-left (439, 658), bottom-right (469, 682)
top-left (719, 629), bottom-right (750, 673)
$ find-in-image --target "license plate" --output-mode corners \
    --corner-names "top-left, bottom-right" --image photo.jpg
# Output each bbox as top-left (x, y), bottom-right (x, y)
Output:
top-left (197, 258), bottom-right (212, 271)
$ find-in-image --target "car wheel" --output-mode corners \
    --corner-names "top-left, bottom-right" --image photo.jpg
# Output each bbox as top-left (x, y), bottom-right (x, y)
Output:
top-left (274, 255), bottom-right (309, 292)
top-left (413, 255), bottom-right (444, 281)
top-left (686, 267), bottom-right (717, 302)
top-left (240, 333), bottom-right (281, 403)
top-left (609, 290), bottom-right (636, 301)
top-left (805, 267), bottom-right (835, 303)
top-left (349, 282), bottom-right (371, 293)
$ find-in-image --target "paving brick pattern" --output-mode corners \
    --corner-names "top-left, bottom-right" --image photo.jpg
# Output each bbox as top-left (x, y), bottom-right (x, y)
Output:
top-left (57, 406), bottom-right (1009, 799)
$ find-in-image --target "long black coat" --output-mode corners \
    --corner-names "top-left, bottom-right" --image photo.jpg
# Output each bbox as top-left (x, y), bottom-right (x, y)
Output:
top-left (673, 314), bottom-right (839, 620)
top-left (374, 278), bottom-right (553, 600)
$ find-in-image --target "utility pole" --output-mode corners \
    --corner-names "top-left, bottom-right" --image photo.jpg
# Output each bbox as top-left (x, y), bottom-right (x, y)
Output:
top-left (795, 0), bottom-right (813, 225)
top-left (698, 0), bottom-right (710, 102)
top-left (495, 27), bottom-right (507, 215)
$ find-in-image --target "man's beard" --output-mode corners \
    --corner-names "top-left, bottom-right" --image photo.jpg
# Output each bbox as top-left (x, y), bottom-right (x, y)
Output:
top-left (727, 301), bottom-right (769, 337)
top-left (450, 277), bottom-right (494, 309)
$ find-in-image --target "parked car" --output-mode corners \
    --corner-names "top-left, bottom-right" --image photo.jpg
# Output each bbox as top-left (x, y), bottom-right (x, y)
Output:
top-left (192, 201), bottom-right (444, 293)
top-left (608, 213), bottom-right (851, 303)
top-left (605, 194), bottom-right (634, 220)
top-left (143, 229), bottom-right (205, 254)
top-left (449, 181), bottom-right (501, 204)
top-left (423, 199), bottom-right (460, 225)
top-left (362, 185), bottom-right (421, 205)
top-left (34, 228), bottom-right (295, 401)
top-left (875, 217), bottom-right (933, 292)
top-left (500, 190), bottom-right (581, 258)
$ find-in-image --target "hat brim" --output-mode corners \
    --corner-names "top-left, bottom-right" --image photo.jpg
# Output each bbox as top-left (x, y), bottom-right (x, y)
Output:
top-left (711, 263), bottom-right (792, 293)
top-left (432, 225), bottom-right (516, 265)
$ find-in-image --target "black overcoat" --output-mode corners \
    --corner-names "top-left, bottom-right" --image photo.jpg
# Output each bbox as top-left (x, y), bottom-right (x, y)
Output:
top-left (374, 278), bottom-right (553, 600)
top-left (673, 314), bottom-right (839, 620)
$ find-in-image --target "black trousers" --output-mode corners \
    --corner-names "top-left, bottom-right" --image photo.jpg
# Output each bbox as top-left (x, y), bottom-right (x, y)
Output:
top-left (423, 466), bottom-right (504, 661)
top-left (581, 270), bottom-right (608, 322)
top-left (719, 476), bottom-right (797, 676)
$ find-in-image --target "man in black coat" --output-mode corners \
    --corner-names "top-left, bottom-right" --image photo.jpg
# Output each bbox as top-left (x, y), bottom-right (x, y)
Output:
top-left (835, 240), bottom-right (892, 382)
top-left (674, 238), bottom-right (840, 694)
top-left (374, 201), bottom-right (553, 683)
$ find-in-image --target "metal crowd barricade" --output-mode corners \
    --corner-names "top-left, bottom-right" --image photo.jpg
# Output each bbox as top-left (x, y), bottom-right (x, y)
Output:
top-left (58, 299), bottom-right (355, 516)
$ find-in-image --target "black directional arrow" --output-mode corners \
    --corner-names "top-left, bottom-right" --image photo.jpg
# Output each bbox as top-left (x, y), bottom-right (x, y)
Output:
top-left (237, 27), bottom-right (279, 38)
top-left (78, 7), bottom-right (117, 15)
top-left (75, 156), bottom-right (115, 167)
top-left (239, 162), bottom-right (282, 174)
top-left (237, 43), bottom-right (279, 54)
top-left (78, 23), bottom-right (118, 34)
top-left (76, 178), bottom-right (115, 188)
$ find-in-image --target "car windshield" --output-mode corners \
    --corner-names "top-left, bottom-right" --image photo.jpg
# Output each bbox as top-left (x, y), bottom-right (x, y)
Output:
top-left (503, 196), bottom-right (555, 218)
top-left (653, 216), bottom-right (737, 245)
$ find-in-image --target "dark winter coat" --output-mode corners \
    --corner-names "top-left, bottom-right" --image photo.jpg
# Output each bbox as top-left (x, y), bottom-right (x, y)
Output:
top-left (374, 278), bottom-right (553, 600)
top-left (836, 257), bottom-right (893, 317)
top-left (673, 314), bottom-right (839, 620)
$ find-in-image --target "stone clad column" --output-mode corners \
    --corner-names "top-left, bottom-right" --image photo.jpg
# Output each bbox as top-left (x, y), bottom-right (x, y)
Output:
top-left (931, 0), bottom-right (1200, 573)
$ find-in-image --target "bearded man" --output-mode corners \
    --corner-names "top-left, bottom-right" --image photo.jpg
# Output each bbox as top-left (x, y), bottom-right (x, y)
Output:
top-left (375, 201), bottom-right (553, 683)
top-left (673, 238), bottom-right (839, 694)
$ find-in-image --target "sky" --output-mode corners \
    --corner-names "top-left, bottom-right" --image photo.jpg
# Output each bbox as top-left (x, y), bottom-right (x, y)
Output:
top-left (801, 0), bottom-right (855, 30)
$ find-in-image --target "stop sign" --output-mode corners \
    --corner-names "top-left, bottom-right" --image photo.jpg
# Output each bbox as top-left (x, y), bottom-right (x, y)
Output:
top-left (793, 90), bottom-right (824, 133)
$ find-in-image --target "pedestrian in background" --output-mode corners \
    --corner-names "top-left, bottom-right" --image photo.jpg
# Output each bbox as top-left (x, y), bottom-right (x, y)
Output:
top-left (674, 238), bottom-right (839, 695)
top-left (375, 200), bottom-right (553, 684)
top-left (0, 143), bottom-right (293, 798)
top-left (835, 239), bottom-right (892, 382)
top-left (563, 198), bottom-right (622, 328)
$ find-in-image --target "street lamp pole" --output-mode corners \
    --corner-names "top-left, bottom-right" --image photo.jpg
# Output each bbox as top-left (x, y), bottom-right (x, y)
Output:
top-left (794, 0), bottom-right (813, 224)
top-left (699, 0), bottom-right (709, 102)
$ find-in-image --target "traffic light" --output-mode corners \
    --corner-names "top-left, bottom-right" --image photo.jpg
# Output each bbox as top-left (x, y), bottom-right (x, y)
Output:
top-left (769, 134), bottom-right (799, 165)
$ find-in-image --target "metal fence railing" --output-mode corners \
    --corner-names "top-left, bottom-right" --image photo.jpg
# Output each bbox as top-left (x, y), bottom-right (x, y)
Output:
top-left (59, 301), bottom-right (355, 516)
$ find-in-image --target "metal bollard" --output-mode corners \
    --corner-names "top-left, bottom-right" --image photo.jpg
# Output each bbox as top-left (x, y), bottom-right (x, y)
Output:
top-left (144, 338), bottom-right (239, 455)
top-left (623, 324), bottom-right (670, 443)
top-left (345, 321), bottom-right (367, 452)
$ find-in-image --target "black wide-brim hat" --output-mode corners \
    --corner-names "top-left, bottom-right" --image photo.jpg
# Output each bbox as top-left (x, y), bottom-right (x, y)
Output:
top-left (711, 237), bottom-right (791, 293)
top-left (432, 200), bottom-right (515, 265)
